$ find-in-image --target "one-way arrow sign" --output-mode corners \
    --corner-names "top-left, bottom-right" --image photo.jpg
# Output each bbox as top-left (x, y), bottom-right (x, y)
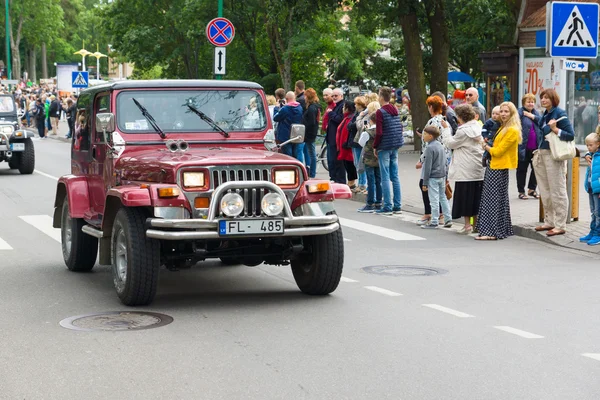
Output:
top-left (214, 47), bottom-right (226, 75)
top-left (561, 59), bottom-right (589, 72)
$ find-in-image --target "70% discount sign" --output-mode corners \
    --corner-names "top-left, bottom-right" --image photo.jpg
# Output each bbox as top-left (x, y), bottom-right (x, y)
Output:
top-left (206, 18), bottom-right (235, 76)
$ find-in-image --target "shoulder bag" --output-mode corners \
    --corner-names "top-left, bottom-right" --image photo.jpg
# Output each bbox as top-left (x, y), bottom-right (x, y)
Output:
top-left (545, 117), bottom-right (575, 160)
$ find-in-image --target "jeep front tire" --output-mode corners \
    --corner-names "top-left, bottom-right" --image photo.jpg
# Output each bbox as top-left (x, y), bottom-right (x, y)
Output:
top-left (111, 207), bottom-right (160, 306)
top-left (291, 229), bottom-right (344, 295)
top-left (61, 200), bottom-right (98, 271)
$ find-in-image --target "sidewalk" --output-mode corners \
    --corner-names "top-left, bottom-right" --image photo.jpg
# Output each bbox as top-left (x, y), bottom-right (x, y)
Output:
top-left (316, 144), bottom-right (598, 255)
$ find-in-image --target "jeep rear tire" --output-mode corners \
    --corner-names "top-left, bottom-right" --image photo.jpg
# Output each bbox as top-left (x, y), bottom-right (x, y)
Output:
top-left (17, 138), bottom-right (34, 174)
top-left (111, 207), bottom-right (160, 306)
top-left (61, 200), bottom-right (98, 272)
top-left (291, 229), bottom-right (344, 295)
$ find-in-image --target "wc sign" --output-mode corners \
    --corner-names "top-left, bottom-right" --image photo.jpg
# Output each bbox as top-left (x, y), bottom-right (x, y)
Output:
top-left (562, 59), bottom-right (589, 72)
top-left (561, 60), bottom-right (589, 72)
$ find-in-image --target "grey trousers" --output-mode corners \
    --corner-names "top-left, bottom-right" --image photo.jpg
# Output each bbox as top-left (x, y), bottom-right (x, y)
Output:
top-left (533, 149), bottom-right (568, 230)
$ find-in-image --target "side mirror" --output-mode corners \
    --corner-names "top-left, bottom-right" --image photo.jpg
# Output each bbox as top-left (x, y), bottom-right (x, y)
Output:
top-left (96, 113), bottom-right (115, 133)
top-left (290, 124), bottom-right (305, 143)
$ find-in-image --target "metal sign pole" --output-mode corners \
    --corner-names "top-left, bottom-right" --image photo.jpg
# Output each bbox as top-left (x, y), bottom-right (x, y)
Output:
top-left (216, 0), bottom-right (223, 80)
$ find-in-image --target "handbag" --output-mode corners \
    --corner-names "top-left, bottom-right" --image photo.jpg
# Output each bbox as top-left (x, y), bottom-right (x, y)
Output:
top-left (445, 182), bottom-right (452, 200)
top-left (545, 132), bottom-right (575, 161)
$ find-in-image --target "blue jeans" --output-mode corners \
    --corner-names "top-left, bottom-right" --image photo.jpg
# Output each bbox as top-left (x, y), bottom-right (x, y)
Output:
top-left (365, 166), bottom-right (382, 205)
top-left (427, 177), bottom-right (451, 225)
top-left (25, 111), bottom-right (30, 126)
top-left (377, 148), bottom-right (401, 211)
top-left (352, 147), bottom-right (367, 186)
top-left (304, 142), bottom-right (317, 178)
top-left (589, 192), bottom-right (600, 236)
top-left (281, 143), bottom-right (305, 164)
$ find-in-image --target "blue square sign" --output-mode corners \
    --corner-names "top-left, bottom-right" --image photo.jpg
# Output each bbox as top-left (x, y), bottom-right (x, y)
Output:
top-left (72, 71), bottom-right (89, 88)
top-left (548, 1), bottom-right (599, 58)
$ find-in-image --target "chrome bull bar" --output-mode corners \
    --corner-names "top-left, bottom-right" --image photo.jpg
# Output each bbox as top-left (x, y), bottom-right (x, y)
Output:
top-left (146, 180), bottom-right (339, 240)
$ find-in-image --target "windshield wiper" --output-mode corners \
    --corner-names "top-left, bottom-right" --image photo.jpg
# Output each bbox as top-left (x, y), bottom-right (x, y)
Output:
top-left (132, 98), bottom-right (166, 139)
top-left (186, 103), bottom-right (229, 138)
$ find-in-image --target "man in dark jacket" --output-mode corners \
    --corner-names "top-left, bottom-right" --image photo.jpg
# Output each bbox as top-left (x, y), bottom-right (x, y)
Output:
top-left (273, 91), bottom-right (305, 163)
top-left (325, 88), bottom-right (345, 183)
top-left (373, 86), bottom-right (403, 215)
top-left (295, 80), bottom-right (306, 111)
top-left (48, 95), bottom-right (61, 135)
top-left (65, 98), bottom-right (77, 139)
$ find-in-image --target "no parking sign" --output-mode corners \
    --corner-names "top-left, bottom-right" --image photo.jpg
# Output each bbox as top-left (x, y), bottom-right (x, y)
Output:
top-left (206, 18), bottom-right (235, 47)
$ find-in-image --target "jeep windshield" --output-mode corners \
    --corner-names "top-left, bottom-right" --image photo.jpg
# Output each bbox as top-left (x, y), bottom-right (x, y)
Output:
top-left (117, 90), bottom-right (267, 133)
top-left (0, 96), bottom-right (15, 113)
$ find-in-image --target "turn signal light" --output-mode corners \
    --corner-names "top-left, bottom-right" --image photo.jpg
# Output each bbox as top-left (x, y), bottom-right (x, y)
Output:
top-left (157, 187), bottom-right (181, 198)
top-left (307, 182), bottom-right (330, 194)
top-left (194, 197), bottom-right (209, 209)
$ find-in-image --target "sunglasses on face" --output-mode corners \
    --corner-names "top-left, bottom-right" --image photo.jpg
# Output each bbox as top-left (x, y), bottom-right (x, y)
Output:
top-left (465, 94), bottom-right (474, 97)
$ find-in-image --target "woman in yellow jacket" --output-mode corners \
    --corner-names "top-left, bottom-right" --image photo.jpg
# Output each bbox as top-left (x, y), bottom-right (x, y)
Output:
top-left (476, 101), bottom-right (521, 240)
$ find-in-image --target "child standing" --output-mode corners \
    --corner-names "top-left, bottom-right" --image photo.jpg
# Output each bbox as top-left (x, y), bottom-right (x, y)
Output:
top-left (581, 133), bottom-right (600, 245)
top-left (357, 113), bottom-right (382, 212)
top-left (421, 126), bottom-right (452, 229)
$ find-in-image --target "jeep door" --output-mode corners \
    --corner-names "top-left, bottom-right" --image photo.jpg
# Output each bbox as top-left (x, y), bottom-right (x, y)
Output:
top-left (87, 92), bottom-right (111, 219)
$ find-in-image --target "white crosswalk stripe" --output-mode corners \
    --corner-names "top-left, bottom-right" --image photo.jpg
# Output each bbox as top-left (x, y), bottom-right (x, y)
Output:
top-left (339, 217), bottom-right (426, 241)
top-left (19, 215), bottom-right (61, 243)
top-left (0, 237), bottom-right (13, 250)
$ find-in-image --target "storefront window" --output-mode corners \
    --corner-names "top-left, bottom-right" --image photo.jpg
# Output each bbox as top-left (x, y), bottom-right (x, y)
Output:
top-left (569, 58), bottom-right (600, 144)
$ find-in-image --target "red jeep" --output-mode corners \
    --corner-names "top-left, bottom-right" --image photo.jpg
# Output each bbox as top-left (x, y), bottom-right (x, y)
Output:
top-left (53, 80), bottom-right (351, 306)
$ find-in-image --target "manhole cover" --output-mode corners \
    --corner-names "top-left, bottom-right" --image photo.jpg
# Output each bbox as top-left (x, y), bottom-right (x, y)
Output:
top-left (59, 311), bottom-right (173, 332)
top-left (361, 265), bottom-right (447, 276)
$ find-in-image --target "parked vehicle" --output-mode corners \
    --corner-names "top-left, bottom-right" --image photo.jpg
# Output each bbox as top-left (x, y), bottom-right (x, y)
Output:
top-left (52, 80), bottom-right (351, 306)
top-left (0, 95), bottom-right (35, 174)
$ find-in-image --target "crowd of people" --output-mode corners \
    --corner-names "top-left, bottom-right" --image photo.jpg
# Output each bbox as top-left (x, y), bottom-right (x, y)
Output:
top-left (7, 83), bottom-right (78, 140)
top-left (268, 82), bottom-right (584, 242)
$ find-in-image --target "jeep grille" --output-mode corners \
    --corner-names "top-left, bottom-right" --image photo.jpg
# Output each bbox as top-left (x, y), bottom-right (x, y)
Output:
top-left (209, 166), bottom-right (300, 218)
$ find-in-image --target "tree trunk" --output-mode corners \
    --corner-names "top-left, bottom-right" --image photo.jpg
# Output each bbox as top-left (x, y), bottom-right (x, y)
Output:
top-left (426, 0), bottom-right (449, 97)
top-left (30, 48), bottom-right (36, 83)
top-left (41, 43), bottom-right (48, 79)
top-left (8, 14), bottom-right (24, 80)
top-left (399, 11), bottom-right (427, 153)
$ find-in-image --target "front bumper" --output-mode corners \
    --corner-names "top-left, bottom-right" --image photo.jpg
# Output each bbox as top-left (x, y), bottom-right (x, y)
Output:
top-left (145, 181), bottom-right (339, 241)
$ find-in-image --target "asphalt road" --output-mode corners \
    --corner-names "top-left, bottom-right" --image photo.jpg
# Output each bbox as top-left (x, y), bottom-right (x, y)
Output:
top-left (1, 137), bottom-right (600, 399)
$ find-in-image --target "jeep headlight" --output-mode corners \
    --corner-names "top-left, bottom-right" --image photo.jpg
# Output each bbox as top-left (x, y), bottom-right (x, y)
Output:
top-left (220, 193), bottom-right (244, 217)
top-left (1, 126), bottom-right (13, 134)
top-left (183, 172), bottom-right (205, 188)
top-left (274, 170), bottom-right (296, 186)
top-left (261, 193), bottom-right (284, 216)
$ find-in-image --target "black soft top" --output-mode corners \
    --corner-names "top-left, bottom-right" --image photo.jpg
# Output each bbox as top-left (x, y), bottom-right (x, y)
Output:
top-left (80, 79), bottom-right (264, 96)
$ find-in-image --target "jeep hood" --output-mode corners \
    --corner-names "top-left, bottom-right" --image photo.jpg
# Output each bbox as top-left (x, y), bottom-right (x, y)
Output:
top-left (116, 147), bottom-right (303, 183)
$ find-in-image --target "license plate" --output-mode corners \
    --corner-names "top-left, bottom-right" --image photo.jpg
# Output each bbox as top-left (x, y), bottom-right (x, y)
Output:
top-left (10, 143), bottom-right (24, 152)
top-left (219, 219), bottom-right (284, 236)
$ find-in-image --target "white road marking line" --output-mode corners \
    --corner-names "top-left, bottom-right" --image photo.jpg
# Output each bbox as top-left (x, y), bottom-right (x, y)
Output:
top-left (339, 217), bottom-right (426, 241)
top-left (34, 170), bottom-right (59, 181)
top-left (364, 286), bottom-right (402, 296)
top-left (493, 326), bottom-right (544, 339)
top-left (19, 215), bottom-right (61, 243)
top-left (422, 304), bottom-right (475, 318)
top-left (582, 353), bottom-right (600, 362)
top-left (0, 237), bottom-right (13, 250)
top-left (340, 277), bottom-right (358, 283)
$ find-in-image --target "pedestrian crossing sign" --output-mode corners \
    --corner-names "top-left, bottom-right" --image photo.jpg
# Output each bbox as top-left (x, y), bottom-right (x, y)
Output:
top-left (548, 1), bottom-right (599, 58)
top-left (72, 71), bottom-right (89, 88)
